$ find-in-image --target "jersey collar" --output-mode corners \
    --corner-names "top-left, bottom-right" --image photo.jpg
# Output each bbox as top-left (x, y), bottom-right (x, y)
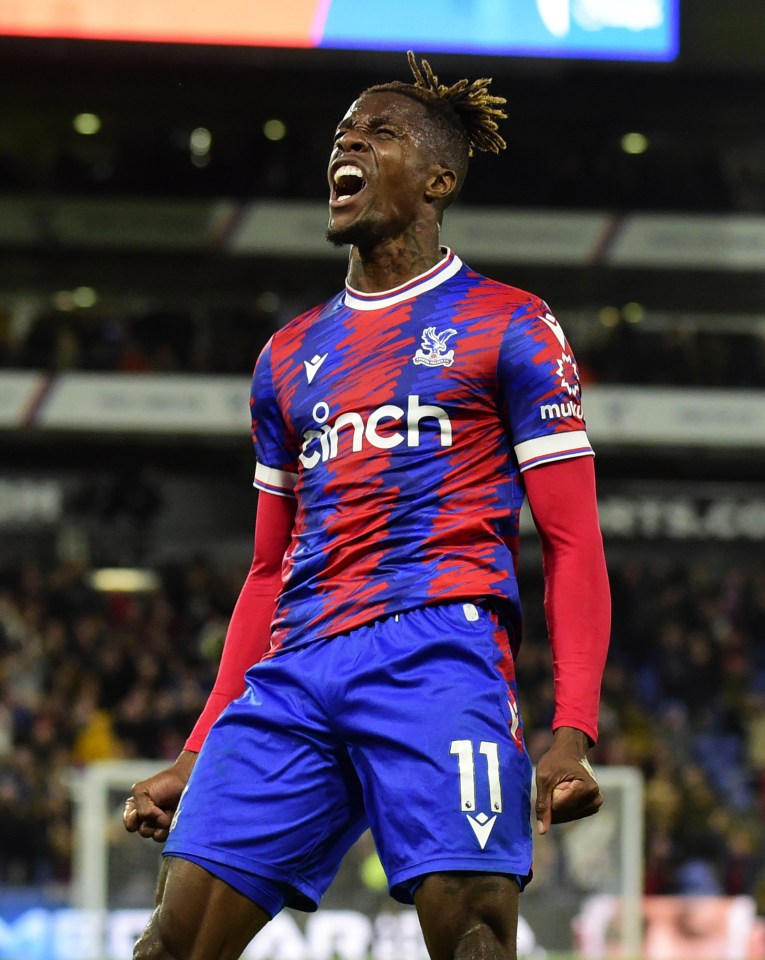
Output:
top-left (343, 248), bottom-right (462, 311)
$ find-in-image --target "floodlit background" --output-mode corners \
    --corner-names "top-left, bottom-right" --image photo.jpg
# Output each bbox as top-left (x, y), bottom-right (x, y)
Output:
top-left (1, 1), bottom-right (765, 957)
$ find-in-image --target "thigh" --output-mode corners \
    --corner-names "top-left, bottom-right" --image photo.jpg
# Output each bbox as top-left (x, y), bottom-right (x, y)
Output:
top-left (343, 603), bottom-right (533, 903)
top-left (414, 872), bottom-right (519, 960)
top-left (135, 856), bottom-right (270, 960)
top-left (166, 652), bottom-right (367, 912)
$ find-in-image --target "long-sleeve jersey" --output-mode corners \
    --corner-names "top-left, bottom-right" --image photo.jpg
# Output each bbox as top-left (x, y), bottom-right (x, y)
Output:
top-left (251, 249), bottom-right (594, 657)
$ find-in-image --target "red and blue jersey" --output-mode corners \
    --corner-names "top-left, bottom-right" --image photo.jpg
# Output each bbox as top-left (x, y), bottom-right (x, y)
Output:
top-left (251, 250), bottom-right (593, 655)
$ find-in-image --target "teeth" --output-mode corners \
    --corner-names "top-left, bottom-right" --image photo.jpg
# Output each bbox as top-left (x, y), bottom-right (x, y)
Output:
top-left (334, 164), bottom-right (364, 184)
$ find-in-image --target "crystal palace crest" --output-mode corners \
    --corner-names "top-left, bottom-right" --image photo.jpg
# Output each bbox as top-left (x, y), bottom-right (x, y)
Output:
top-left (413, 326), bottom-right (458, 367)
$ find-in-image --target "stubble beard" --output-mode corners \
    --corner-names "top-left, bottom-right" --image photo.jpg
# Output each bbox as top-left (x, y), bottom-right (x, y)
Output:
top-left (325, 207), bottom-right (388, 250)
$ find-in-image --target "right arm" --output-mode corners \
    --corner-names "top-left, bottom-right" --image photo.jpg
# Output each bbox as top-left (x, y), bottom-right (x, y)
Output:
top-left (123, 489), bottom-right (295, 842)
top-left (125, 335), bottom-right (300, 841)
top-left (185, 490), bottom-right (296, 752)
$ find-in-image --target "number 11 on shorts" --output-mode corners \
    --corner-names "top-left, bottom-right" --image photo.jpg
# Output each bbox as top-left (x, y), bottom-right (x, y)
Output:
top-left (450, 739), bottom-right (502, 849)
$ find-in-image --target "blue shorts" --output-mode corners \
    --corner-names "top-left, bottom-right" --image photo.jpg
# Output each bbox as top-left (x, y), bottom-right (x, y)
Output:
top-left (164, 602), bottom-right (533, 915)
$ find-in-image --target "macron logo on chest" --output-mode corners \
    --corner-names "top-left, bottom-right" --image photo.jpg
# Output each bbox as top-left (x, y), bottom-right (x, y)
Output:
top-left (304, 353), bottom-right (328, 384)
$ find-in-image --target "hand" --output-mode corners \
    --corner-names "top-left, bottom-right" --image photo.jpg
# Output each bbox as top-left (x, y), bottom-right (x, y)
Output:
top-left (123, 750), bottom-right (198, 843)
top-left (535, 727), bottom-right (602, 835)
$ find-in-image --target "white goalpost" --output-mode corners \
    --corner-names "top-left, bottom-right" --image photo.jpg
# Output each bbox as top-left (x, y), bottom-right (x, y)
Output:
top-left (71, 760), bottom-right (162, 917)
top-left (63, 760), bottom-right (643, 960)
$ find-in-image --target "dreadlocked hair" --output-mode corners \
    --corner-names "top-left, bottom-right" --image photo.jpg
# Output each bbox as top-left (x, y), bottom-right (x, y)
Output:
top-left (367, 51), bottom-right (507, 159)
top-left (405, 51), bottom-right (507, 157)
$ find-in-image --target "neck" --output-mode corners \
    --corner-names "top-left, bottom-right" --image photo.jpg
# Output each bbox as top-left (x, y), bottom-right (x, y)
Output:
top-left (345, 223), bottom-right (443, 293)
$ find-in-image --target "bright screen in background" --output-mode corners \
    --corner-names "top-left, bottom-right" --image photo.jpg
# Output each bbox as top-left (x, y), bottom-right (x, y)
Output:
top-left (0, 0), bottom-right (679, 61)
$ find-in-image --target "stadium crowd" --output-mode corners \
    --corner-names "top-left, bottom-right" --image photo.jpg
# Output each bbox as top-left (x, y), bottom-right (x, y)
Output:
top-left (1, 300), bottom-right (764, 389)
top-left (1, 545), bottom-right (764, 905)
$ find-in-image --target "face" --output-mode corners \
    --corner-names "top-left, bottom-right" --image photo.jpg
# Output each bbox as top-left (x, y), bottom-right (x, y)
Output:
top-left (326, 91), bottom-right (446, 249)
top-left (642, 898), bottom-right (765, 960)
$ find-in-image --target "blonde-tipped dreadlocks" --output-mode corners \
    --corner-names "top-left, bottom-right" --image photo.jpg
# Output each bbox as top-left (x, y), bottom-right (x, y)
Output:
top-left (363, 51), bottom-right (508, 210)
top-left (366, 51), bottom-right (507, 159)
top-left (404, 51), bottom-right (507, 157)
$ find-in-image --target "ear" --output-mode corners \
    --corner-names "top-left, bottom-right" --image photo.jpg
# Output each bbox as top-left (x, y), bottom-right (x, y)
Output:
top-left (424, 165), bottom-right (458, 205)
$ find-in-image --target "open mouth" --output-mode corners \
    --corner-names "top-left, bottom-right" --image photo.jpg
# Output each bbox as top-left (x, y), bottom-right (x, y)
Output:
top-left (332, 163), bottom-right (367, 205)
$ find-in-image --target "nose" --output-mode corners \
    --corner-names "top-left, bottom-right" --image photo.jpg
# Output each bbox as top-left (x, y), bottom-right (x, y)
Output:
top-left (335, 128), bottom-right (369, 153)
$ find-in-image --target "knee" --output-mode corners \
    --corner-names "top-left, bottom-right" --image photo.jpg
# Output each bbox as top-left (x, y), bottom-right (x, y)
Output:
top-left (133, 913), bottom-right (180, 960)
top-left (415, 873), bottom-right (519, 960)
top-left (133, 934), bottom-right (166, 960)
top-left (454, 921), bottom-right (515, 960)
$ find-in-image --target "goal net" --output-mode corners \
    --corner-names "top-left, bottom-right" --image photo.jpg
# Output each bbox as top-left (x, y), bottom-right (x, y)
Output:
top-left (67, 760), bottom-right (643, 960)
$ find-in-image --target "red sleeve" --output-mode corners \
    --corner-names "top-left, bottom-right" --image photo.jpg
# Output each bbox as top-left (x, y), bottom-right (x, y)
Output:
top-left (523, 455), bottom-right (610, 744)
top-left (184, 491), bottom-right (296, 752)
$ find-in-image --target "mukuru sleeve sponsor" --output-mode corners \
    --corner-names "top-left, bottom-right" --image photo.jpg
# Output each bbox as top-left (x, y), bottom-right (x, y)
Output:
top-left (497, 298), bottom-right (593, 473)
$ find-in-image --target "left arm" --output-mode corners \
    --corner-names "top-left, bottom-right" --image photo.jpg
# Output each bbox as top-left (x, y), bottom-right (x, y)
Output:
top-left (524, 454), bottom-right (610, 834)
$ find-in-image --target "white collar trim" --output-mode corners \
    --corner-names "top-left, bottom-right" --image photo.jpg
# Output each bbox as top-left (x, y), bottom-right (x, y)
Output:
top-left (343, 248), bottom-right (462, 311)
